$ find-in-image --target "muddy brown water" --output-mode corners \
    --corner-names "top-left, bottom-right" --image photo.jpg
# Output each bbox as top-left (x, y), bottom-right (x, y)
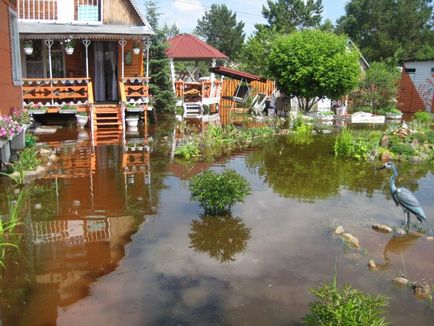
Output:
top-left (0, 122), bottom-right (433, 325)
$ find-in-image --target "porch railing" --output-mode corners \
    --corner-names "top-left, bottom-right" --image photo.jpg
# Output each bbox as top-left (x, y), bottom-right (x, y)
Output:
top-left (22, 78), bottom-right (92, 107)
top-left (175, 80), bottom-right (222, 100)
top-left (119, 77), bottom-right (150, 105)
top-left (18, 0), bottom-right (102, 23)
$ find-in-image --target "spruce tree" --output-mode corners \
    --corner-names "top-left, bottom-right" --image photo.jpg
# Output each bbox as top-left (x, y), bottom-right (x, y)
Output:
top-left (145, 1), bottom-right (176, 112)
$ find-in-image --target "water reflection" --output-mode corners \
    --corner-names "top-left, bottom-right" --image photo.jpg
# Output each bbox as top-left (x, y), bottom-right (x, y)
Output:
top-left (370, 233), bottom-right (422, 271)
top-left (189, 215), bottom-right (251, 263)
top-left (245, 136), bottom-right (432, 202)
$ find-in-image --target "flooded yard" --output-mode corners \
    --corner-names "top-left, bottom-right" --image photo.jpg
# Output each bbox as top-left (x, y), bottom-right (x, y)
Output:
top-left (1, 121), bottom-right (433, 325)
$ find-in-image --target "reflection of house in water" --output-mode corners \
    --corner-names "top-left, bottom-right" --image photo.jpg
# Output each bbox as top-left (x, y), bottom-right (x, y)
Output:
top-left (19, 133), bottom-right (156, 324)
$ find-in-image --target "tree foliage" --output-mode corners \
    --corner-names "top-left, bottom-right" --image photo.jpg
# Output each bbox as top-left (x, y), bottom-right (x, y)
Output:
top-left (238, 26), bottom-right (279, 77)
top-left (260, 0), bottom-right (324, 33)
top-left (268, 30), bottom-right (361, 112)
top-left (349, 62), bottom-right (401, 112)
top-left (161, 23), bottom-right (180, 41)
top-left (336, 0), bottom-right (434, 62)
top-left (145, 1), bottom-right (176, 112)
top-left (194, 4), bottom-right (245, 60)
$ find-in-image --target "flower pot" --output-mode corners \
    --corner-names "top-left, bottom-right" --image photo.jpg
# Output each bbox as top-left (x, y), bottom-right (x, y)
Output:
top-left (65, 47), bottom-right (74, 55)
top-left (126, 117), bottom-right (139, 127)
top-left (10, 129), bottom-right (26, 150)
top-left (386, 113), bottom-right (403, 120)
top-left (28, 109), bottom-right (47, 115)
top-left (76, 114), bottom-right (88, 129)
top-left (24, 47), bottom-right (33, 55)
top-left (132, 48), bottom-right (140, 55)
top-left (0, 139), bottom-right (11, 163)
top-left (126, 126), bottom-right (139, 134)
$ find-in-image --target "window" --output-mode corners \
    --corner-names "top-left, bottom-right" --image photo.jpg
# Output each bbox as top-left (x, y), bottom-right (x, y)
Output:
top-left (9, 8), bottom-right (22, 85)
top-left (404, 68), bottom-right (416, 73)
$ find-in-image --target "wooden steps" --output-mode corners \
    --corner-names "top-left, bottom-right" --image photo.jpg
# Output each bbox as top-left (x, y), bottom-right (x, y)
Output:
top-left (93, 128), bottom-right (123, 146)
top-left (93, 104), bottom-right (123, 130)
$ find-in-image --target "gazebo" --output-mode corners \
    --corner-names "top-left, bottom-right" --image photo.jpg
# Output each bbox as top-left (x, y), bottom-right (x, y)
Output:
top-left (166, 34), bottom-right (228, 119)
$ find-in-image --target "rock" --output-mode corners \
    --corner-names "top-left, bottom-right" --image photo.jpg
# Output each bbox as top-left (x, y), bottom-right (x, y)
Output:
top-left (35, 166), bottom-right (45, 175)
top-left (393, 277), bottom-right (409, 287)
top-left (411, 280), bottom-right (431, 300)
top-left (368, 260), bottom-right (377, 270)
top-left (24, 171), bottom-right (37, 179)
top-left (342, 233), bottom-right (360, 248)
top-left (395, 228), bottom-right (407, 236)
top-left (426, 237), bottom-right (434, 241)
top-left (381, 151), bottom-right (393, 162)
top-left (335, 225), bottom-right (345, 235)
top-left (380, 135), bottom-right (389, 147)
top-left (48, 154), bottom-right (57, 162)
top-left (39, 148), bottom-right (51, 157)
top-left (410, 156), bottom-right (422, 163)
top-left (372, 224), bottom-right (393, 233)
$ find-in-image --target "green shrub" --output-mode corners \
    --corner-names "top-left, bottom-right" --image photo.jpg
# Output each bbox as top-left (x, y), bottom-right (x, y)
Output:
top-left (390, 143), bottom-right (415, 156)
top-left (189, 169), bottom-right (251, 214)
top-left (412, 132), bottom-right (428, 143)
top-left (25, 134), bottom-right (37, 147)
top-left (334, 128), bottom-right (354, 158)
top-left (427, 130), bottom-right (434, 144)
top-left (13, 147), bottom-right (40, 173)
top-left (174, 142), bottom-right (200, 160)
top-left (304, 278), bottom-right (389, 326)
top-left (414, 111), bottom-right (432, 124)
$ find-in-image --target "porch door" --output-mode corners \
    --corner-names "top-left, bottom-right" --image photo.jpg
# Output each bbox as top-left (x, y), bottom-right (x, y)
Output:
top-left (94, 42), bottom-right (118, 102)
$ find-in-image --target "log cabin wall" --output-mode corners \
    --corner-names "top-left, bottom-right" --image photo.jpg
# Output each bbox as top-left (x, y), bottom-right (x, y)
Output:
top-left (0, 0), bottom-right (22, 115)
top-left (103, 0), bottom-right (142, 25)
top-left (117, 40), bottom-right (144, 78)
top-left (65, 44), bottom-right (85, 78)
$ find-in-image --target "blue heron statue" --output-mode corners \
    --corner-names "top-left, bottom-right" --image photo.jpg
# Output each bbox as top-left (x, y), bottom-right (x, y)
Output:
top-left (376, 162), bottom-right (427, 227)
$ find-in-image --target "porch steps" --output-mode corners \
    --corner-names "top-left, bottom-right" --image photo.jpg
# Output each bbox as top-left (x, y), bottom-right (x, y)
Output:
top-left (93, 129), bottom-right (123, 146)
top-left (93, 105), bottom-right (123, 131)
top-left (183, 102), bottom-right (203, 119)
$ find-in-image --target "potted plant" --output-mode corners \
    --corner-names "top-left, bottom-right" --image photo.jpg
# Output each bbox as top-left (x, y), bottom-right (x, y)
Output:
top-left (23, 40), bottom-right (33, 55)
top-left (126, 103), bottom-right (144, 113)
top-left (1, 115), bottom-right (22, 162)
top-left (27, 103), bottom-right (48, 115)
top-left (132, 42), bottom-right (141, 55)
top-left (384, 107), bottom-right (403, 120)
top-left (64, 39), bottom-right (75, 55)
top-left (125, 114), bottom-right (140, 127)
top-left (60, 104), bottom-right (77, 114)
top-left (75, 111), bottom-right (88, 129)
top-left (175, 106), bottom-right (184, 121)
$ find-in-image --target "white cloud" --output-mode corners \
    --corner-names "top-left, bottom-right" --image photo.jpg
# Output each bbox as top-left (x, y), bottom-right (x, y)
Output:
top-left (162, 0), bottom-right (205, 32)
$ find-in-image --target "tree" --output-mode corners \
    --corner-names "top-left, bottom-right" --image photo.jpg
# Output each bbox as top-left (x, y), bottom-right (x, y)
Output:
top-left (161, 23), bottom-right (180, 41)
top-left (194, 4), bottom-right (245, 59)
top-left (238, 26), bottom-right (279, 77)
top-left (336, 0), bottom-right (434, 62)
top-left (267, 30), bottom-right (361, 113)
top-left (145, 1), bottom-right (176, 112)
top-left (349, 62), bottom-right (401, 112)
top-left (260, 0), bottom-right (324, 33)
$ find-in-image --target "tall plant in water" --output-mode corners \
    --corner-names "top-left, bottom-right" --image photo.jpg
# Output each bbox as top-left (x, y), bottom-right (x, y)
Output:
top-left (304, 277), bottom-right (389, 325)
top-left (189, 169), bottom-right (251, 214)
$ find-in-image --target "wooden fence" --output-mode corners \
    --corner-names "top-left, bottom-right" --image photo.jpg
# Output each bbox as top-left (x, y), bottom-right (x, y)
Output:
top-left (219, 79), bottom-right (275, 124)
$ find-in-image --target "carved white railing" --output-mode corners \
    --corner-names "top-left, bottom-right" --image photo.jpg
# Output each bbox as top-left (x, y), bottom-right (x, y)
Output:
top-left (18, 0), bottom-right (102, 23)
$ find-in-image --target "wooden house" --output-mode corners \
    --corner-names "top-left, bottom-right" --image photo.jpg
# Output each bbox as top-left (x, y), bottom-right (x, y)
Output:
top-left (398, 60), bottom-right (434, 114)
top-left (0, 0), bottom-right (23, 116)
top-left (17, 0), bottom-right (154, 133)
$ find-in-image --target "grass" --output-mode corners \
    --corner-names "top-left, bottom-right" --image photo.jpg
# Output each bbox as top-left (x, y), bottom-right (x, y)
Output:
top-left (304, 277), bottom-right (389, 325)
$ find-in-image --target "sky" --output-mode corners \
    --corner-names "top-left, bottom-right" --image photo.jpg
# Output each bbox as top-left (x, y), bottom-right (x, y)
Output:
top-left (138, 0), bottom-right (348, 35)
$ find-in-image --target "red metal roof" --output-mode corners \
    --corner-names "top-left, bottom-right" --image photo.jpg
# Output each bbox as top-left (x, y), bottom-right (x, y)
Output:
top-left (209, 66), bottom-right (267, 83)
top-left (166, 34), bottom-right (228, 60)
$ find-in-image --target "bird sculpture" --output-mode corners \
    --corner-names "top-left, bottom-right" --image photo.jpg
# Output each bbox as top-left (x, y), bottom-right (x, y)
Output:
top-left (376, 162), bottom-right (427, 227)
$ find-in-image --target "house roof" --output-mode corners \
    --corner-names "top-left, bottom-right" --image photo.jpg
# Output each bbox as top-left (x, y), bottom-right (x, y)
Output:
top-left (209, 66), bottom-right (267, 83)
top-left (18, 23), bottom-right (154, 40)
top-left (128, 0), bottom-right (153, 30)
top-left (166, 34), bottom-right (228, 60)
